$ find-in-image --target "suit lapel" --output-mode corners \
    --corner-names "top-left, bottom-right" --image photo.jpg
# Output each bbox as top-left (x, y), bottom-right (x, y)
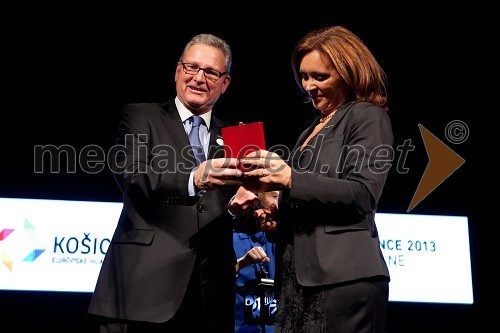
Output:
top-left (292, 120), bottom-right (317, 153)
top-left (159, 100), bottom-right (197, 166)
top-left (159, 100), bottom-right (226, 163)
top-left (291, 102), bottom-right (355, 168)
top-left (208, 117), bottom-right (225, 159)
top-left (316, 101), bottom-right (354, 139)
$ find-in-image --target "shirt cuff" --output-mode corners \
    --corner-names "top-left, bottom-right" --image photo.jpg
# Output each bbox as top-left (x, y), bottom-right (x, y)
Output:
top-left (188, 171), bottom-right (205, 197)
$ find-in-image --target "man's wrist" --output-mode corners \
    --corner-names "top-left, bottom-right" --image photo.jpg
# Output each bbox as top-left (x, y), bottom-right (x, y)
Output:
top-left (189, 171), bottom-right (206, 197)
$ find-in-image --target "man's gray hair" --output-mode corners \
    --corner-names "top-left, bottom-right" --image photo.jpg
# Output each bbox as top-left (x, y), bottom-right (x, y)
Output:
top-left (180, 34), bottom-right (232, 73)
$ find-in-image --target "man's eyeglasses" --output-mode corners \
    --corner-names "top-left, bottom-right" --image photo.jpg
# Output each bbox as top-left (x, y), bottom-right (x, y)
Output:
top-left (180, 62), bottom-right (227, 82)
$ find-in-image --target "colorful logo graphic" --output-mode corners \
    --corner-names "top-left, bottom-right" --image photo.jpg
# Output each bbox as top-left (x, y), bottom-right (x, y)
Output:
top-left (0, 218), bottom-right (46, 272)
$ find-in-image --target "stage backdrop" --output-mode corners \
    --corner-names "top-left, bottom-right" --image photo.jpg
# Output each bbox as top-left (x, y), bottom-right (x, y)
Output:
top-left (0, 197), bottom-right (473, 304)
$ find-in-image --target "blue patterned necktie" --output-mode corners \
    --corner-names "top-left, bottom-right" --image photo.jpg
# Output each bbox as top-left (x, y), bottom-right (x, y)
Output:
top-left (188, 115), bottom-right (206, 165)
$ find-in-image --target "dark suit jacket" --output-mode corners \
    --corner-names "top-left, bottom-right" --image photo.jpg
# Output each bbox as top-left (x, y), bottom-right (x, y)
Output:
top-left (277, 101), bottom-right (393, 289)
top-left (88, 100), bottom-right (236, 330)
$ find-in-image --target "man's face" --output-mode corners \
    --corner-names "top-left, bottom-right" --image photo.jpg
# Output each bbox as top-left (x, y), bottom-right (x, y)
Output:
top-left (175, 43), bottom-right (231, 115)
top-left (258, 191), bottom-right (279, 209)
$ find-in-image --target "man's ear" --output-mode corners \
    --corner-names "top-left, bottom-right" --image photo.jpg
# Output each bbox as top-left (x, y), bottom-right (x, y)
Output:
top-left (220, 75), bottom-right (231, 94)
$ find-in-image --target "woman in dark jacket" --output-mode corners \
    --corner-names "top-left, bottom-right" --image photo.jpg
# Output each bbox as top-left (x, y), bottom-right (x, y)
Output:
top-left (241, 25), bottom-right (394, 333)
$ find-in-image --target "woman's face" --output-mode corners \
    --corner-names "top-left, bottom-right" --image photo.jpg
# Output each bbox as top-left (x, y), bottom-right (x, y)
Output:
top-left (299, 50), bottom-right (350, 113)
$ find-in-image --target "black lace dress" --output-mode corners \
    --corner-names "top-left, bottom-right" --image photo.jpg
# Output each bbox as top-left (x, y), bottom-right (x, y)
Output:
top-left (274, 235), bottom-right (327, 333)
top-left (274, 133), bottom-right (330, 332)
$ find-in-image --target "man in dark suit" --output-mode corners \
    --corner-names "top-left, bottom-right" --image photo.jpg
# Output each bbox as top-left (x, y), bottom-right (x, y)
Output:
top-left (88, 33), bottom-right (256, 333)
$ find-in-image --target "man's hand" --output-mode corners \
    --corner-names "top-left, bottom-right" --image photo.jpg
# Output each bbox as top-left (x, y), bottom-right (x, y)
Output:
top-left (254, 203), bottom-right (278, 233)
top-left (194, 158), bottom-right (243, 190)
top-left (236, 246), bottom-right (270, 272)
top-left (227, 186), bottom-right (260, 216)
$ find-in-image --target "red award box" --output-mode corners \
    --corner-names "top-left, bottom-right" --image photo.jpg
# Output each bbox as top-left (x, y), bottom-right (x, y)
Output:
top-left (221, 122), bottom-right (266, 159)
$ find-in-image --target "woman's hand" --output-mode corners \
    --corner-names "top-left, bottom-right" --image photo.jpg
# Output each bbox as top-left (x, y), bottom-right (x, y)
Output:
top-left (240, 150), bottom-right (292, 192)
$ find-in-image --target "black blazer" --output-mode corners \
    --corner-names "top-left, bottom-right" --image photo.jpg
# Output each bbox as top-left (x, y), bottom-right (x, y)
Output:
top-left (278, 101), bottom-right (393, 288)
top-left (88, 100), bottom-right (236, 329)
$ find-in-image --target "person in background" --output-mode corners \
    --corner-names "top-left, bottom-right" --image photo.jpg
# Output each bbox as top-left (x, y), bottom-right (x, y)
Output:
top-left (88, 33), bottom-right (257, 333)
top-left (241, 25), bottom-right (394, 332)
top-left (234, 191), bottom-right (279, 333)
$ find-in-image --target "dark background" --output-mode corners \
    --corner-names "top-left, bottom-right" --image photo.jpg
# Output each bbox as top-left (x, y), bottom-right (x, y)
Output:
top-left (1, 6), bottom-right (485, 332)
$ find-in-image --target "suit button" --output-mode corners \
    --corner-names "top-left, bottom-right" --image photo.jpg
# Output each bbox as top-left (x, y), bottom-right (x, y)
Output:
top-left (198, 205), bottom-right (206, 213)
top-left (294, 223), bottom-right (304, 233)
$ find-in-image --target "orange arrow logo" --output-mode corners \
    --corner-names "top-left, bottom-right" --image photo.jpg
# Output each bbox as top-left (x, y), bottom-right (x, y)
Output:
top-left (408, 124), bottom-right (465, 212)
